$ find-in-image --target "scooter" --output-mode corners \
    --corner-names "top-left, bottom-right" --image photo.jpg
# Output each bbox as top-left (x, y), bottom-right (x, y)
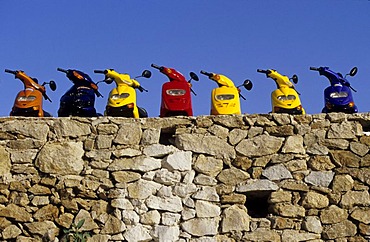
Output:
top-left (94, 68), bottom-right (151, 118)
top-left (257, 69), bottom-right (305, 114)
top-left (310, 66), bottom-right (358, 113)
top-left (5, 69), bottom-right (56, 117)
top-left (151, 64), bottom-right (199, 117)
top-left (57, 68), bottom-right (102, 117)
top-left (200, 70), bottom-right (252, 115)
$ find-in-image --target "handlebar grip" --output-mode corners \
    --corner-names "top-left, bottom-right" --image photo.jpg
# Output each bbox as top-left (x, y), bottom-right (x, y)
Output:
top-left (57, 68), bottom-right (68, 73)
top-left (257, 69), bottom-right (268, 74)
top-left (200, 70), bottom-right (212, 77)
top-left (5, 69), bottom-right (17, 74)
top-left (310, 67), bottom-right (319, 71)
top-left (151, 64), bottom-right (161, 70)
top-left (94, 70), bottom-right (105, 74)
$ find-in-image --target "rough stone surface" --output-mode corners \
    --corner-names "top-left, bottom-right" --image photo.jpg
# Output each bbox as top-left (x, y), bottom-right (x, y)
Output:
top-left (236, 134), bottom-right (284, 157)
top-left (0, 115), bottom-right (368, 241)
top-left (221, 205), bottom-right (250, 233)
top-left (35, 142), bottom-right (84, 175)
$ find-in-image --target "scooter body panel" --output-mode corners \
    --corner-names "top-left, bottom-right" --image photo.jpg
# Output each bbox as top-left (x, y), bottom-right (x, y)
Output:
top-left (271, 86), bottom-right (304, 114)
top-left (58, 86), bottom-right (98, 117)
top-left (12, 88), bottom-right (44, 117)
top-left (161, 81), bottom-right (192, 117)
top-left (211, 86), bottom-right (241, 115)
top-left (105, 85), bottom-right (139, 118)
top-left (323, 85), bottom-right (357, 113)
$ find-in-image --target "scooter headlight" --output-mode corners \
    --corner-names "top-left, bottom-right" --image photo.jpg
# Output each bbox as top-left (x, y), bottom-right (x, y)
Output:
top-left (17, 96), bottom-right (36, 102)
top-left (330, 92), bottom-right (348, 98)
top-left (111, 93), bottom-right (130, 100)
top-left (277, 95), bottom-right (296, 101)
top-left (216, 94), bottom-right (235, 100)
top-left (166, 89), bottom-right (186, 96)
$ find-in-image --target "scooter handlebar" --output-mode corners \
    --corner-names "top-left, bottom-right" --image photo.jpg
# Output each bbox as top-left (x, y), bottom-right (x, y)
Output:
top-left (257, 69), bottom-right (269, 74)
top-left (57, 68), bottom-right (68, 73)
top-left (151, 64), bottom-right (161, 70)
top-left (200, 70), bottom-right (213, 77)
top-left (4, 69), bottom-right (17, 75)
top-left (94, 70), bottom-right (106, 74)
top-left (310, 67), bottom-right (320, 71)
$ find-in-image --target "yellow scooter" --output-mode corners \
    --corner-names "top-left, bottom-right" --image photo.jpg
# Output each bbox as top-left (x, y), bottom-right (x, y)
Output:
top-left (200, 70), bottom-right (252, 115)
top-left (257, 69), bottom-right (305, 114)
top-left (94, 69), bottom-right (151, 118)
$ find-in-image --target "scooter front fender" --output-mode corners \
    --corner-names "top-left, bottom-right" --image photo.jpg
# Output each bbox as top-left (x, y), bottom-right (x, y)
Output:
top-left (211, 87), bottom-right (241, 115)
top-left (161, 81), bottom-right (193, 117)
top-left (271, 87), bottom-right (303, 112)
top-left (12, 89), bottom-right (44, 117)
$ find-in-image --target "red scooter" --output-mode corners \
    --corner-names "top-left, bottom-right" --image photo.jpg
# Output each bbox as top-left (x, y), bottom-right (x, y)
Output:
top-left (151, 64), bottom-right (199, 117)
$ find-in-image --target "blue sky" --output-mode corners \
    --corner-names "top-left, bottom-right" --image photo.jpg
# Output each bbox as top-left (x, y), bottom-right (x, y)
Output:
top-left (1, 0), bottom-right (370, 117)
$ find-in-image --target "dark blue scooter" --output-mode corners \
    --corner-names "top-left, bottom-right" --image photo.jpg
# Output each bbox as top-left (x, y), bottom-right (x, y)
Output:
top-left (310, 66), bottom-right (358, 113)
top-left (57, 68), bottom-right (103, 117)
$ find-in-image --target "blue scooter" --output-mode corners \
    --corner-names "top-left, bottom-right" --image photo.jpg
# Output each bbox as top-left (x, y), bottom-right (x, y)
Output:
top-left (57, 68), bottom-right (103, 117)
top-left (310, 66), bottom-right (358, 113)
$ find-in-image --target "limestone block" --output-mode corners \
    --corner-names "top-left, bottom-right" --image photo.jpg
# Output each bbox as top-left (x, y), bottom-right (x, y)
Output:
top-left (302, 216), bottom-right (322, 234)
top-left (124, 224), bottom-right (152, 242)
top-left (331, 174), bottom-right (354, 192)
top-left (322, 220), bottom-right (357, 239)
top-left (127, 180), bottom-right (161, 200)
top-left (114, 123), bottom-right (142, 145)
top-left (350, 207), bottom-right (370, 224)
top-left (35, 141), bottom-right (84, 175)
top-left (153, 225), bottom-right (180, 241)
top-left (141, 128), bottom-right (161, 145)
top-left (340, 190), bottom-right (370, 208)
top-left (195, 200), bottom-right (221, 218)
top-left (162, 151), bottom-right (192, 171)
top-left (262, 164), bottom-right (293, 181)
top-left (194, 154), bottom-right (223, 177)
top-left (146, 195), bottom-right (183, 213)
top-left (0, 204), bottom-right (32, 222)
top-left (108, 156), bottom-right (161, 172)
top-left (154, 169), bottom-right (182, 185)
top-left (228, 128), bottom-right (248, 146)
top-left (304, 171), bottom-right (334, 187)
top-left (23, 221), bottom-right (57, 236)
top-left (0, 146), bottom-right (11, 176)
top-left (143, 144), bottom-right (178, 158)
top-left (192, 186), bottom-right (219, 202)
top-left (140, 210), bottom-right (160, 225)
top-left (236, 179), bottom-right (279, 193)
top-left (282, 135), bottom-right (305, 154)
top-left (2, 224), bottom-right (22, 239)
top-left (181, 218), bottom-right (219, 236)
top-left (242, 228), bottom-right (281, 242)
top-left (320, 205), bottom-right (348, 224)
top-left (236, 134), bottom-right (284, 157)
top-left (217, 167), bottom-right (250, 185)
top-left (302, 191), bottom-right (329, 209)
top-left (53, 119), bottom-right (91, 138)
top-left (221, 205), bottom-right (250, 233)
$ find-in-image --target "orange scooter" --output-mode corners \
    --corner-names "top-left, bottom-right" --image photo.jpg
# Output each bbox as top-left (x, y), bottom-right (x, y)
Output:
top-left (5, 69), bottom-right (56, 117)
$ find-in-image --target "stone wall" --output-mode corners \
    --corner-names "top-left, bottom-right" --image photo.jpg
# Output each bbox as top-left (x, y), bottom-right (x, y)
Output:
top-left (0, 114), bottom-right (369, 242)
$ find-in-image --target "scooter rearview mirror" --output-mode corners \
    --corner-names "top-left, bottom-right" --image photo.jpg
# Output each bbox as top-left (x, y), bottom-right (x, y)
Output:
top-left (242, 79), bottom-right (253, 90)
top-left (189, 72), bottom-right (199, 82)
top-left (291, 74), bottom-right (298, 84)
top-left (349, 67), bottom-right (358, 77)
top-left (141, 70), bottom-right (152, 78)
top-left (49, 81), bottom-right (57, 91)
top-left (104, 78), bottom-right (114, 85)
